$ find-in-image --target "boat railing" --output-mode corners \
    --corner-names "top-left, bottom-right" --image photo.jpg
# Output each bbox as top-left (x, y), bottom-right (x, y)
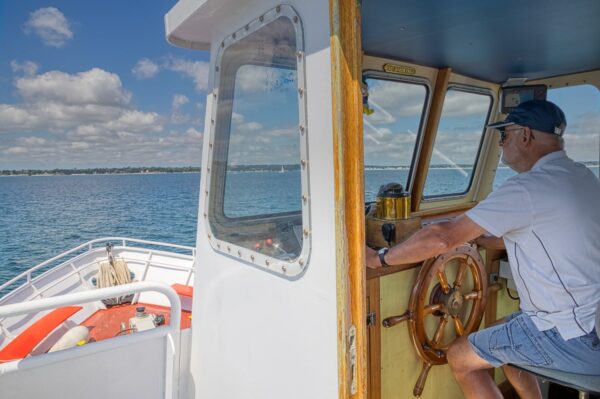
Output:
top-left (0, 282), bottom-right (182, 399)
top-left (0, 237), bottom-right (196, 301)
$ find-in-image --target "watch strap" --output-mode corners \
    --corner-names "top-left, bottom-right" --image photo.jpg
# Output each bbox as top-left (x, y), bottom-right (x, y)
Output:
top-left (378, 247), bottom-right (390, 267)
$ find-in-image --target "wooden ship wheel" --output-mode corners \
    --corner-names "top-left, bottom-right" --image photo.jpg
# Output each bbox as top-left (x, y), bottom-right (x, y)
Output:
top-left (382, 243), bottom-right (488, 397)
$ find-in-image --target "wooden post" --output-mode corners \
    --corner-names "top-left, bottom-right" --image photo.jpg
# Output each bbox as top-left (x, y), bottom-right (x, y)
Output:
top-left (411, 68), bottom-right (452, 212)
top-left (330, 0), bottom-right (367, 397)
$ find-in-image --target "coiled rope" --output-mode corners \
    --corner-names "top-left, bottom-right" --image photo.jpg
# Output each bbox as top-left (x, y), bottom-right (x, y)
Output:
top-left (97, 243), bottom-right (132, 290)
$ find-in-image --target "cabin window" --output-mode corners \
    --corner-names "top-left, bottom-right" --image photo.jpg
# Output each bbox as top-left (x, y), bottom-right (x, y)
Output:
top-left (205, 6), bottom-right (309, 276)
top-left (492, 84), bottom-right (600, 189)
top-left (423, 88), bottom-right (492, 197)
top-left (363, 76), bottom-right (428, 202)
top-left (223, 64), bottom-right (301, 218)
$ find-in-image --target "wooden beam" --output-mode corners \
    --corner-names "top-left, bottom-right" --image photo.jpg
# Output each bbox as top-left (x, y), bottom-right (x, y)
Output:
top-left (330, 0), bottom-right (367, 397)
top-left (411, 68), bottom-right (452, 211)
top-left (412, 202), bottom-right (476, 218)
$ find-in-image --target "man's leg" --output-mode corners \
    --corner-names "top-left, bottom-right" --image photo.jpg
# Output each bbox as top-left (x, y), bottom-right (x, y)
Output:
top-left (501, 365), bottom-right (542, 399)
top-left (447, 337), bottom-right (503, 399)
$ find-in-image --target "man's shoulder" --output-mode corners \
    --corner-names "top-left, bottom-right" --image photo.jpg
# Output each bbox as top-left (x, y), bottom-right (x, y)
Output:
top-left (494, 174), bottom-right (528, 194)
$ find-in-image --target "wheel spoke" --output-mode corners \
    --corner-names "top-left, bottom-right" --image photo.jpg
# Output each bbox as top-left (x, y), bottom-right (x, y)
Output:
top-left (464, 290), bottom-right (482, 301)
top-left (452, 315), bottom-right (465, 337)
top-left (432, 315), bottom-right (448, 345)
top-left (436, 270), bottom-right (451, 294)
top-left (424, 303), bottom-right (443, 315)
top-left (453, 262), bottom-right (467, 288)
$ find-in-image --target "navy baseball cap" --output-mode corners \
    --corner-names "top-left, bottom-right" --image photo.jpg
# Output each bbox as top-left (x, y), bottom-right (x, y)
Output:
top-left (487, 99), bottom-right (567, 136)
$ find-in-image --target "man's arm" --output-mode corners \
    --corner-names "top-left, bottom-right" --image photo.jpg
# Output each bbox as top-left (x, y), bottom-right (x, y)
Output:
top-left (475, 234), bottom-right (505, 250)
top-left (366, 215), bottom-right (488, 269)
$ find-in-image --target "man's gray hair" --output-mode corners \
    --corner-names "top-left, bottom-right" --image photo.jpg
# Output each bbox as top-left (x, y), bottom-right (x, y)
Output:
top-left (532, 128), bottom-right (564, 150)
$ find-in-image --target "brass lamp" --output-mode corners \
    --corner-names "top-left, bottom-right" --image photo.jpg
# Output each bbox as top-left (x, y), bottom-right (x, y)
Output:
top-left (375, 183), bottom-right (411, 220)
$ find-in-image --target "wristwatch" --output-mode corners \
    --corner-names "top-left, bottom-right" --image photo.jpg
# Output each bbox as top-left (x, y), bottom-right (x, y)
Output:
top-left (378, 247), bottom-right (390, 267)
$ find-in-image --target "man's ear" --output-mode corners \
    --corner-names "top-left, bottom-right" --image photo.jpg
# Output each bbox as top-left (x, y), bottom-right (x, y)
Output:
top-left (522, 127), bottom-right (534, 144)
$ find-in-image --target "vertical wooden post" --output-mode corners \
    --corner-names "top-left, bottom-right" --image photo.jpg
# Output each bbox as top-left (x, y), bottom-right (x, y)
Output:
top-left (330, 0), bottom-right (367, 397)
top-left (411, 68), bottom-right (452, 211)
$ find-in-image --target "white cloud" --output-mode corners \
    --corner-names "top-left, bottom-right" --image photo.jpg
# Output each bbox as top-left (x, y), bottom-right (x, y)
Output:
top-left (131, 56), bottom-right (210, 91)
top-left (172, 94), bottom-right (189, 109)
top-left (226, 123), bottom-right (298, 164)
top-left (440, 91), bottom-right (491, 117)
top-left (0, 105), bottom-right (34, 129)
top-left (231, 112), bottom-right (244, 125)
top-left (132, 58), bottom-right (160, 79)
top-left (367, 80), bottom-right (426, 118)
top-left (19, 137), bottom-right (47, 145)
top-left (1, 129), bottom-right (205, 169)
top-left (364, 125), bottom-right (418, 165)
top-left (235, 66), bottom-right (296, 94)
top-left (171, 113), bottom-right (191, 125)
top-left (6, 146), bottom-right (28, 155)
top-left (70, 141), bottom-right (91, 150)
top-left (238, 121), bottom-right (263, 131)
top-left (185, 127), bottom-right (203, 139)
top-left (170, 95), bottom-right (191, 124)
top-left (163, 57), bottom-right (209, 91)
top-left (15, 68), bottom-right (131, 107)
top-left (230, 113), bottom-right (264, 132)
top-left (563, 111), bottom-right (600, 161)
top-left (0, 68), bottom-right (144, 134)
top-left (103, 110), bottom-right (163, 133)
top-left (0, 67), bottom-right (210, 168)
top-left (568, 111), bottom-right (600, 137)
top-left (236, 67), bottom-right (271, 93)
top-left (24, 7), bottom-right (73, 47)
top-left (429, 128), bottom-right (483, 164)
top-left (11, 61), bottom-right (39, 77)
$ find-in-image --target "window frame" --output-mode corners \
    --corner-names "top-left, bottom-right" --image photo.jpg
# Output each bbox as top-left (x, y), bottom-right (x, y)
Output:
top-left (204, 5), bottom-right (311, 277)
top-left (362, 70), bottom-right (432, 202)
top-left (422, 84), bottom-right (494, 201)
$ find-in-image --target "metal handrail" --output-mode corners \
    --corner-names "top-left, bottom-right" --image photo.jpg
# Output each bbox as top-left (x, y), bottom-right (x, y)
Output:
top-left (0, 282), bottom-right (181, 388)
top-left (0, 281), bottom-right (181, 324)
top-left (0, 237), bottom-right (195, 293)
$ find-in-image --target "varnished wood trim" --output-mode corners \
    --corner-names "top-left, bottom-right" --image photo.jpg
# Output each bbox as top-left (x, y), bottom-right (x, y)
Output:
top-left (367, 261), bottom-right (421, 280)
top-left (330, 0), bottom-right (367, 397)
top-left (367, 278), bottom-right (381, 399)
top-left (411, 68), bottom-right (452, 212)
top-left (413, 202), bottom-right (476, 219)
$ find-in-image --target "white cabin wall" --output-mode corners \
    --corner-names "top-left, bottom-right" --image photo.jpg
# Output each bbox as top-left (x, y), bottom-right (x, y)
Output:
top-left (188, 1), bottom-right (338, 399)
top-left (0, 336), bottom-right (168, 399)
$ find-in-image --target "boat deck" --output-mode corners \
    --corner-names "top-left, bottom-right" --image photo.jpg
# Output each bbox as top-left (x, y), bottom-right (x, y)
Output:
top-left (82, 303), bottom-right (192, 342)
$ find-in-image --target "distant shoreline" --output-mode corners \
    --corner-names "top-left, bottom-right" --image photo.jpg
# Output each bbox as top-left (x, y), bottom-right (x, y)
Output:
top-left (0, 167), bottom-right (201, 176)
top-left (2, 161), bottom-right (598, 176)
top-left (0, 171), bottom-right (201, 177)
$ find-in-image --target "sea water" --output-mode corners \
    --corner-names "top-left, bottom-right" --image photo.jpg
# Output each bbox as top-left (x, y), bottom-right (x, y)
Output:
top-left (0, 166), bottom-right (597, 286)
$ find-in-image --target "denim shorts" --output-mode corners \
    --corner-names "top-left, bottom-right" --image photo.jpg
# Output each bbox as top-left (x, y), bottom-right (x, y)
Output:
top-left (467, 312), bottom-right (600, 375)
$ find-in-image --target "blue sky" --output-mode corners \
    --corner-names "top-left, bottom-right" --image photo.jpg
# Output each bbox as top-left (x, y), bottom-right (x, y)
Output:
top-left (0, 1), bottom-right (210, 169)
top-left (0, 1), bottom-right (598, 170)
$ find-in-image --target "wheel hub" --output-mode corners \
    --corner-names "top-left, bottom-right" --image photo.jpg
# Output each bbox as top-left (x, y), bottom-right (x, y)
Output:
top-left (429, 284), bottom-right (465, 317)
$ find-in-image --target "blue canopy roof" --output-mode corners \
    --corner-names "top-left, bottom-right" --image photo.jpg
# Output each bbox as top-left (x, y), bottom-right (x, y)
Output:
top-left (361, 0), bottom-right (600, 82)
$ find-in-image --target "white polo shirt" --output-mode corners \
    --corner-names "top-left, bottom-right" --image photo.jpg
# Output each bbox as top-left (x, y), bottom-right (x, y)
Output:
top-left (466, 150), bottom-right (600, 340)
